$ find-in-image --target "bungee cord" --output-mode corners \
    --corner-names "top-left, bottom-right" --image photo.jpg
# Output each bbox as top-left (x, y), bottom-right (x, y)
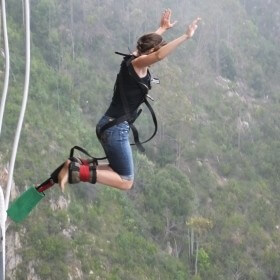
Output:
top-left (0, 0), bottom-right (10, 277)
top-left (5, 0), bottom-right (31, 209)
top-left (0, 0), bottom-right (10, 136)
top-left (0, 0), bottom-right (30, 279)
top-left (0, 187), bottom-right (6, 280)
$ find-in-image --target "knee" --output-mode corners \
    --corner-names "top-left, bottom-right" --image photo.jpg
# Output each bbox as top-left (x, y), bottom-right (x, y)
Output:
top-left (121, 180), bottom-right (134, 190)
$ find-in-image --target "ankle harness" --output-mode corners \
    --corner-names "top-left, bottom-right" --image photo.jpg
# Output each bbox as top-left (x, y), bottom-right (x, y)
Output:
top-left (35, 146), bottom-right (100, 193)
top-left (68, 157), bottom-right (97, 184)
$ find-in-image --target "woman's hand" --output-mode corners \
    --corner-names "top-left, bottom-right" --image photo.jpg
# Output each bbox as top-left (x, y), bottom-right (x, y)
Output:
top-left (185, 17), bottom-right (201, 38)
top-left (160, 9), bottom-right (177, 30)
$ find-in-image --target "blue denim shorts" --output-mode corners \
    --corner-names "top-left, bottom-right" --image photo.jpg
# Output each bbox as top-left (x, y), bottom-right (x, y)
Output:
top-left (96, 115), bottom-right (134, 181)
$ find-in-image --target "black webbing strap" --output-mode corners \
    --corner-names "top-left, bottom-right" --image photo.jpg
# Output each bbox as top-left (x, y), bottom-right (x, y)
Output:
top-left (115, 51), bottom-right (129, 57)
top-left (35, 162), bottom-right (65, 192)
top-left (69, 145), bottom-right (105, 161)
top-left (35, 146), bottom-right (103, 193)
top-left (131, 98), bottom-right (158, 146)
top-left (130, 123), bottom-right (145, 152)
top-left (98, 112), bottom-right (133, 137)
top-left (97, 108), bottom-right (142, 138)
top-left (36, 178), bottom-right (54, 193)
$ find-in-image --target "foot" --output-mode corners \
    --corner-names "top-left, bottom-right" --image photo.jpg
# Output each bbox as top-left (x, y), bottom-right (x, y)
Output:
top-left (58, 160), bottom-right (71, 192)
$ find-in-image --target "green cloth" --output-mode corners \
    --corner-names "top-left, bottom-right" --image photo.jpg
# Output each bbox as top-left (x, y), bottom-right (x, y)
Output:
top-left (7, 186), bottom-right (45, 223)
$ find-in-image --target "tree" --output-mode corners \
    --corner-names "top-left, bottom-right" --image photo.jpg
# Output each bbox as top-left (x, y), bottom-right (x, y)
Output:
top-left (187, 216), bottom-right (213, 276)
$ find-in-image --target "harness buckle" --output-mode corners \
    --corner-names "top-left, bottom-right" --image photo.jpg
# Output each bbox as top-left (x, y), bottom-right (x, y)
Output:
top-left (146, 94), bottom-right (154, 101)
top-left (151, 77), bottom-right (160, 84)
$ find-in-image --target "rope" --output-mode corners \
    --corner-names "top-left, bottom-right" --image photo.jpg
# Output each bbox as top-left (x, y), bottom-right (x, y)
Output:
top-left (0, 0), bottom-right (10, 135)
top-left (0, 186), bottom-right (6, 280)
top-left (0, 0), bottom-right (10, 278)
top-left (5, 0), bottom-right (31, 209)
top-left (0, 1), bottom-right (30, 278)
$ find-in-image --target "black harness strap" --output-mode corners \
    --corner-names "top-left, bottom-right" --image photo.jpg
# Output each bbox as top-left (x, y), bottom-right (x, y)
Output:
top-left (69, 145), bottom-right (107, 161)
top-left (35, 162), bottom-right (65, 192)
top-left (98, 112), bottom-right (135, 136)
top-left (36, 178), bottom-right (55, 193)
top-left (137, 98), bottom-right (158, 145)
top-left (35, 146), bottom-right (102, 193)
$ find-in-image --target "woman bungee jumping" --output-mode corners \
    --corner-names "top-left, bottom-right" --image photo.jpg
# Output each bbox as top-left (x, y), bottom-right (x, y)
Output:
top-left (58, 9), bottom-right (201, 191)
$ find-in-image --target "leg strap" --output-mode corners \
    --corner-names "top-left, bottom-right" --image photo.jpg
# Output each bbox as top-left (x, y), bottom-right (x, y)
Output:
top-left (68, 157), bottom-right (97, 184)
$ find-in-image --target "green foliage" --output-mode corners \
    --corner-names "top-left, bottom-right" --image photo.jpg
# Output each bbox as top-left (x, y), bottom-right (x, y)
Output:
top-left (198, 248), bottom-right (210, 275)
top-left (115, 231), bottom-right (156, 267)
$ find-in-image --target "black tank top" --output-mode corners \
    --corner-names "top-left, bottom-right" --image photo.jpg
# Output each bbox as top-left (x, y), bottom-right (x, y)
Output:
top-left (105, 57), bottom-right (151, 118)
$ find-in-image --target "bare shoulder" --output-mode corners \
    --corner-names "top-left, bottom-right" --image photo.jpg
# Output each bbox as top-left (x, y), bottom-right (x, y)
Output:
top-left (132, 52), bottom-right (161, 68)
top-left (131, 55), bottom-right (149, 78)
top-left (131, 54), bottom-right (148, 65)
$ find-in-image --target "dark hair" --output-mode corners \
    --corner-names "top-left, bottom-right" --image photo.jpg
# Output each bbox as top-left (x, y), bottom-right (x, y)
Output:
top-left (136, 33), bottom-right (166, 55)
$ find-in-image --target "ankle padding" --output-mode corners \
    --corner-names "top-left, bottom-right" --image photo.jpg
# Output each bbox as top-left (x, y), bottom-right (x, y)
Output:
top-left (69, 157), bottom-right (97, 184)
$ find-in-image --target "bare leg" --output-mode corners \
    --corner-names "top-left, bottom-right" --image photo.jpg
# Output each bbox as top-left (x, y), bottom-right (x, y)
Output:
top-left (58, 161), bottom-right (133, 192)
top-left (58, 160), bottom-right (70, 192)
top-left (96, 164), bottom-right (133, 190)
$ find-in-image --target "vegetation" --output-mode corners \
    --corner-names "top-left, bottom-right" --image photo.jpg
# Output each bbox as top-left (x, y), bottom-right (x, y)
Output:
top-left (1, 0), bottom-right (280, 279)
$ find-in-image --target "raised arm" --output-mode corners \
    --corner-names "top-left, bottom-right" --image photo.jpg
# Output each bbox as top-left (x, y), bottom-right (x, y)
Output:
top-left (155, 9), bottom-right (177, 35)
top-left (133, 17), bottom-right (201, 68)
